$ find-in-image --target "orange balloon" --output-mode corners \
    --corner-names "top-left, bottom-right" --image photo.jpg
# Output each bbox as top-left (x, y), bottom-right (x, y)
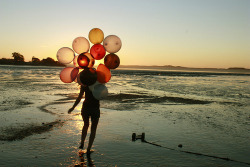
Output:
top-left (96, 64), bottom-right (111, 83)
top-left (85, 52), bottom-right (95, 68)
top-left (77, 53), bottom-right (89, 68)
top-left (77, 52), bottom-right (95, 68)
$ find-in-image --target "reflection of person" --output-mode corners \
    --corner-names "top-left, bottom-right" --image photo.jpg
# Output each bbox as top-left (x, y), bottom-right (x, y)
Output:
top-left (78, 150), bottom-right (95, 167)
top-left (68, 85), bottom-right (100, 154)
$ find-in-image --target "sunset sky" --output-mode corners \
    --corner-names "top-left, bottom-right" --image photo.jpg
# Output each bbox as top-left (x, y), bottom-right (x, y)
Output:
top-left (0, 0), bottom-right (249, 68)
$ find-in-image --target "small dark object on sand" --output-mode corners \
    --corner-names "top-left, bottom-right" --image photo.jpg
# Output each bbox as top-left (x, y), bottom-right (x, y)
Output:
top-left (132, 133), bottom-right (145, 142)
top-left (178, 144), bottom-right (183, 148)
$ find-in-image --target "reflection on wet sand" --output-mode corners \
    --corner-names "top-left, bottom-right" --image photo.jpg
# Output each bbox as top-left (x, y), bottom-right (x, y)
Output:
top-left (76, 150), bottom-right (95, 167)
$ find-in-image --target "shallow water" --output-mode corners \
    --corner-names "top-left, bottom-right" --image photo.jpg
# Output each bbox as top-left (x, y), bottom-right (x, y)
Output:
top-left (0, 65), bottom-right (249, 166)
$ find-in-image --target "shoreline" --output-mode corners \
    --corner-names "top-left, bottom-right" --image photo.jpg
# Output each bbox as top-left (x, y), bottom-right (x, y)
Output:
top-left (1, 64), bottom-right (249, 74)
top-left (118, 67), bottom-right (250, 75)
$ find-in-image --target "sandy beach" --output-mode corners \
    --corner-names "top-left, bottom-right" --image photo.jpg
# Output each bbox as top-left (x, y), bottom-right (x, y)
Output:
top-left (1, 97), bottom-right (249, 167)
top-left (0, 65), bottom-right (249, 166)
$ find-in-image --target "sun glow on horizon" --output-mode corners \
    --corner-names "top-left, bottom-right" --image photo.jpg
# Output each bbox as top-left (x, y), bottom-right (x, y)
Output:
top-left (0, 0), bottom-right (249, 68)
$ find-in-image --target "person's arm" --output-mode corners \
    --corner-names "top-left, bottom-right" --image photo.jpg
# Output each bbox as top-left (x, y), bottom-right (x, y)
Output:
top-left (68, 86), bottom-right (85, 114)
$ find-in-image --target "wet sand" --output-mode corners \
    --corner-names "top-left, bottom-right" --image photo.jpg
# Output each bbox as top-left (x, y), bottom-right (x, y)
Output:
top-left (0, 97), bottom-right (249, 166)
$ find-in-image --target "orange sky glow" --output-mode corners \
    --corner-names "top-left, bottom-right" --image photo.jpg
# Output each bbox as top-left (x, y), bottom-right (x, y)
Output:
top-left (0, 0), bottom-right (249, 68)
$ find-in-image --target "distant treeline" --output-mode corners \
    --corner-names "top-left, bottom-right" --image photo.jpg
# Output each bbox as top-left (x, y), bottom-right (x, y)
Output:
top-left (120, 65), bottom-right (248, 70)
top-left (0, 52), bottom-right (64, 66)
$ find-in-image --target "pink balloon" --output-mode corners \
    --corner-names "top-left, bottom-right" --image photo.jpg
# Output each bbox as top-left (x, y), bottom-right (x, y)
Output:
top-left (56, 47), bottom-right (75, 64)
top-left (72, 37), bottom-right (90, 54)
top-left (60, 67), bottom-right (78, 83)
top-left (73, 55), bottom-right (80, 68)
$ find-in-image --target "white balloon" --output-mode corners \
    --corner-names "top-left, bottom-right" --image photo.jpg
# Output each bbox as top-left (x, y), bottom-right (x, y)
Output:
top-left (72, 37), bottom-right (90, 54)
top-left (57, 47), bottom-right (75, 64)
top-left (92, 84), bottom-right (108, 100)
top-left (89, 81), bottom-right (101, 91)
top-left (103, 35), bottom-right (122, 53)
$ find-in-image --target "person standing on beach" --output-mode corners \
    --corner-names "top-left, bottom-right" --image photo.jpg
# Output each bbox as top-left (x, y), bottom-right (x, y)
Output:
top-left (68, 84), bottom-right (100, 154)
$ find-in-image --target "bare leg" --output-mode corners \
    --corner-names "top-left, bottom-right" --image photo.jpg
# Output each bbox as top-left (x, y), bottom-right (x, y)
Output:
top-left (87, 118), bottom-right (99, 152)
top-left (80, 116), bottom-right (89, 149)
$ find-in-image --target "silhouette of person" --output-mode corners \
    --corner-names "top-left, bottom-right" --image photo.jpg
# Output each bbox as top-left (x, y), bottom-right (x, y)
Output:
top-left (68, 85), bottom-right (100, 154)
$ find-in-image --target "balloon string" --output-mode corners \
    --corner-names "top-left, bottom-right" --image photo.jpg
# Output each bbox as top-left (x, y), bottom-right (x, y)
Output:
top-left (141, 140), bottom-right (250, 166)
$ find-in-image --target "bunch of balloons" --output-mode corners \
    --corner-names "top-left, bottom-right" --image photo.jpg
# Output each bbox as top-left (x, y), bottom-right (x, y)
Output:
top-left (57, 28), bottom-right (122, 100)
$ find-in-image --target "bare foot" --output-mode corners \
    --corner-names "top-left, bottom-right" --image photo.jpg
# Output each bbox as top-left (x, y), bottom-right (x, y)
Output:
top-left (86, 149), bottom-right (94, 155)
top-left (79, 143), bottom-right (84, 149)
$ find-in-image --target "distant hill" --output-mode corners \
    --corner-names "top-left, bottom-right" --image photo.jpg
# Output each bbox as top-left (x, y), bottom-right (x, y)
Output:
top-left (119, 65), bottom-right (250, 74)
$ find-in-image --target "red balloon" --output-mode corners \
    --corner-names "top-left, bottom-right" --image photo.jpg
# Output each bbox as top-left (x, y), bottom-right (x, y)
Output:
top-left (77, 53), bottom-right (90, 68)
top-left (96, 64), bottom-right (111, 83)
top-left (104, 53), bottom-right (120, 69)
top-left (71, 68), bottom-right (79, 81)
top-left (90, 44), bottom-right (106, 60)
top-left (76, 73), bottom-right (83, 85)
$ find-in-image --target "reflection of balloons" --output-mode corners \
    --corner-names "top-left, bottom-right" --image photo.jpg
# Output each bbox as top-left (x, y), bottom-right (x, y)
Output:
top-left (90, 44), bottom-right (106, 60)
top-left (96, 64), bottom-right (111, 83)
top-left (104, 53), bottom-right (120, 69)
top-left (103, 35), bottom-right (122, 53)
top-left (92, 84), bottom-right (108, 100)
top-left (60, 67), bottom-right (78, 83)
top-left (80, 68), bottom-right (97, 86)
top-left (89, 28), bottom-right (104, 44)
top-left (72, 37), bottom-right (90, 54)
top-left (57, 47), bottom-right (75, 64)
top-left (77, 53), bottom-right (90, 68)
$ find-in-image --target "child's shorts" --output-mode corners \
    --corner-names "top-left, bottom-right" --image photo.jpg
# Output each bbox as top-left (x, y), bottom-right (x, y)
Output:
top-left (81, 108), bottom-right (100, 120)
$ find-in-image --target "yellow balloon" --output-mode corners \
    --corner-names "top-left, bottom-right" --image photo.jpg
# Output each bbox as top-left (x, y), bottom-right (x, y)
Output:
top-left (89, 28), bottom-right (104, 44)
